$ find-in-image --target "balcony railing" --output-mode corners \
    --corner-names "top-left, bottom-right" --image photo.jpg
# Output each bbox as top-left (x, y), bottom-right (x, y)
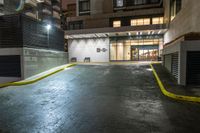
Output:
top-left (53, 5), bottom-right (60, 12)
top-left (43, 0), bottom-right (51, 5)
top-left (42, 8), bottom-right (52, 15)
top-left (53, 11), bottom-right (60, 20)
top-left (25, 0), bottom-right (37, 7)
top-left (25, 12), bottom-right (38, 19)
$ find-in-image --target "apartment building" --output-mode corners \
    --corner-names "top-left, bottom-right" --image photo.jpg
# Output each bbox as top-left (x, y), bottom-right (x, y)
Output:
top-left (162, 0), bottom-right (200, 86)
top-left (0, 0), bottom-right (67, 83)
top-left (0, 0), bottom-right (62, 28)
top-left (64, 0), bottom-right (166, 63)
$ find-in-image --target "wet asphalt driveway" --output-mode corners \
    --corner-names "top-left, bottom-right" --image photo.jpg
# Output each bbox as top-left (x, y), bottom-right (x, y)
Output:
top-left (0, 64), bottom-right (200, 133)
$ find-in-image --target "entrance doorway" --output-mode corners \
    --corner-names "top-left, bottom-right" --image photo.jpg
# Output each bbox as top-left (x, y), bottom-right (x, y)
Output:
top-left (131, 45), bottom-right (158, 61)
top-left (110, 39), bottom-right (161, 61)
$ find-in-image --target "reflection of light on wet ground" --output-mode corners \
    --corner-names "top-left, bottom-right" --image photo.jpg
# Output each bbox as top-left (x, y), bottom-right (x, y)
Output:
top-left (146, 68), bottom-right (153, 71)
top-left (64, 67), bottom-right (73, 70)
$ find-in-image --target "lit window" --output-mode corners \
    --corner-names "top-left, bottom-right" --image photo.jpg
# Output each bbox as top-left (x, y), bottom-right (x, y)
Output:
top-left (131, 18), bottom-right (150, 26)
top-left (113, 21), bottom-right (121, 27)
top-left (152, 17), bottom-right (164, 24)
top-left (144, 19), bottom-right (151, 25)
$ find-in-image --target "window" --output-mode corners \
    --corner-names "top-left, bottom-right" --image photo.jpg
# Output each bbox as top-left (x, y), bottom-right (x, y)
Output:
top-left (170, 0), bottom-right (182, 21)
top-left (79, 0), bottom-right (90, 16)
top-left (134, 0), bottom-right (145, 5)
top-left (68, 21), bottom-right (83, 30)
top-left (152, 17), bottom-right (164, 24)
top-left (116, 0), bottom-right (124, 7)
top-left (131, 18), bottom-right (150, 26)
top-left (113, 20), bottom-right (121, 27)
top-left (67, 4), bottom-right (76, 17)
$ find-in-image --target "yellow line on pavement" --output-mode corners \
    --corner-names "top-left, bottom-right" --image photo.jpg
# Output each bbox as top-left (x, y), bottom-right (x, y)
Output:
top-left (150, 64), bottom-right (200, 103)
top-left (0, 64), bottom-right (76, 88)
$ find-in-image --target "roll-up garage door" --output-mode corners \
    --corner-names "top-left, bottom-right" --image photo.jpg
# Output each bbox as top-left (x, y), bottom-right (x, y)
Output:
top-left (0, 55), bottom-right (21, 77)
top-left (187, 52), bottom-right (200, 85)
top-left (172, 52), bottom-right (179, 80)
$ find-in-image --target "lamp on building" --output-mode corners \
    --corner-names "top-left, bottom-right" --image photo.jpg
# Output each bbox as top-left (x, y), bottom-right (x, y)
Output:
top-left (46, 24), bottom-right (52, 30)
top-left (46, 24), bottom-right (51, 48)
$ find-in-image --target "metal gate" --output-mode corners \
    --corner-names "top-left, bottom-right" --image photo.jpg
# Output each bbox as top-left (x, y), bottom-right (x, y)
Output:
top-left (187, 52), bottom-right (200, 85)
top-left (172, 52), bottom-right (179, 80)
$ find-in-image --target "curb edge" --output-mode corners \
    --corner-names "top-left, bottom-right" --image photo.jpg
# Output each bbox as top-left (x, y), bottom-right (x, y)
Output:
top-left (0, 64), bottom-right (76, 88)
top-left (150, 64), bottom-right (200, 103)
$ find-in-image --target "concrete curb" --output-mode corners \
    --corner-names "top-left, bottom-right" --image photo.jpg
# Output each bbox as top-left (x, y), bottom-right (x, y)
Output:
top-left (0, 64), bottom-right (76, 88)
top-left (150, 64), bottom-right (200, 103)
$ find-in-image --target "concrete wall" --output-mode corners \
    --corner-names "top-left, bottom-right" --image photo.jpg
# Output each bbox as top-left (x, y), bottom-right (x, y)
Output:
top-left (23, 48), bottom-right (68, 79)
top-left (68, 38), bottom-right (110, 62)
top-left (0, 48), bottom-right (68, 83)
top-left (164, 0), bottom-right (200, 43)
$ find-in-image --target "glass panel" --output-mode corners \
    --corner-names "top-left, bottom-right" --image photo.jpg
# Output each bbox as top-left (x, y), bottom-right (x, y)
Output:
top-left (137, 19), bottom-right (144, 25)
top-left (131, 18), bottom-right (150, 26)
top-left (124, 45), bottom-right (131, 60)
top-left (117, 43), bottom-right (124, 60)
top-left (131, 48), bottom-right (139, 61)
top-left (131, 20), bottom-right (137, 26)
top-left (110, 43), bottom-right (117, 60)
top-left (152, 17), bottom-right (164, 24)
top-left (113, 21), bottom-right (121, 27)
top-left (143, 18), bottom-right (150, 25)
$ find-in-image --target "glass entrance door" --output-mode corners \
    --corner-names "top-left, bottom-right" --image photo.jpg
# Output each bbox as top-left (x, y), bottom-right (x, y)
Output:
top-left (131, 45), bottom-right (158, 61)
top-left (131, 48), bottom-right (139, 61)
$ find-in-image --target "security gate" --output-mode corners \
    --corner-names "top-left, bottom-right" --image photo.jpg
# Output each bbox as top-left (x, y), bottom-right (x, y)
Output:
top-left (171, 52), bottom-right (179, 80)
top-left (187, 51), bottom-right (200, 85)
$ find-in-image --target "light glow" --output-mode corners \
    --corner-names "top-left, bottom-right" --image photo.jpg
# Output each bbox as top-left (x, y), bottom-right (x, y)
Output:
top-left (46, 24), bottom-right (51, 30)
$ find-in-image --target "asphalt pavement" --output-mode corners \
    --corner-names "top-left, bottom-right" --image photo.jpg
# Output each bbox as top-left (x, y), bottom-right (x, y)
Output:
top-left (0, 64), bottom-right (200, 133)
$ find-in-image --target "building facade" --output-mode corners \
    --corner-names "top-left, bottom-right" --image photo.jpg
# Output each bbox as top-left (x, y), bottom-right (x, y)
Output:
top-left (64, 0), bottom-right (200, 86)
top-left (64, 0), bottom-right (166, 63)
top-left (162, 0), bottom-right (200, 86)
top-left (0, 1), bottom-right (67, 83)
top-left (0, 0), bottom-right (62, 28)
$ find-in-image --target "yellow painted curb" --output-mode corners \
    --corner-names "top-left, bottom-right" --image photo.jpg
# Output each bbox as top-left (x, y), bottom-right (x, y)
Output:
top-left (0, 64), bottom-right (76, 88)
top-left (150, 64), bottom-right (200, 103)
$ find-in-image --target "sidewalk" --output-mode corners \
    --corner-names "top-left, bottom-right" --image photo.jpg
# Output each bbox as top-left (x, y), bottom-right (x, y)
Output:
top-left (0, 64), bottom-right (75, 88)
top-left (152, 63), bottom-right (200, 97)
